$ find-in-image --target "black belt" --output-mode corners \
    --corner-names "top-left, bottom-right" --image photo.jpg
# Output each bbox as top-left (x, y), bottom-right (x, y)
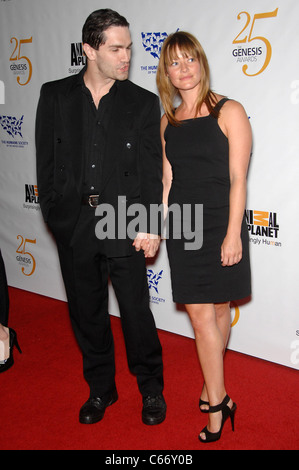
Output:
top-left (82, 194), bottom-right (100, 207)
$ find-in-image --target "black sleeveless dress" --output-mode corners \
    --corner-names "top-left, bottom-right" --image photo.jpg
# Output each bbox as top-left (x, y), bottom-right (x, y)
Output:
top-left (164, 98), bottom-right (251, 304)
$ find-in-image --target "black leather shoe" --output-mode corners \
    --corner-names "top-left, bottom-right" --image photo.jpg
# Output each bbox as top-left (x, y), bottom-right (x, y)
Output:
top-left (142, 394), bottom-right (166, 425)
top-left (79, 389), bottom-right (118, 424)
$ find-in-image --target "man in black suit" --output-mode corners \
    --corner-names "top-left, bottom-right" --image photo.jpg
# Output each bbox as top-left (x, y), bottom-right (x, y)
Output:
top-left (35, 9), bottom-right (166, 425)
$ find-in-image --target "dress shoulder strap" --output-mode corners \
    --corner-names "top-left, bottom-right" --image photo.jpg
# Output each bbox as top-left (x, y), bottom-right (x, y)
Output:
top-left (213, 97), bottom-right (229, 113)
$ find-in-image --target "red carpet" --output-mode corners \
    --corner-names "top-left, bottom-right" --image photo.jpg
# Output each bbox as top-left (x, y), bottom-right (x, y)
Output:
top-left (1, 287), bottom-right (299, 451)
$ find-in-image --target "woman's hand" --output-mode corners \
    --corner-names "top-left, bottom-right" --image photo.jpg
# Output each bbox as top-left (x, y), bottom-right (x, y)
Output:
top-left (221, 234), bottom-right (242, 266)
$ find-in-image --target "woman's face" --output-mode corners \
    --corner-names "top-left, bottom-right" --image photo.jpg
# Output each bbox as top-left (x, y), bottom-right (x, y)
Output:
top-left (166, 47), bottom-right (201, 93)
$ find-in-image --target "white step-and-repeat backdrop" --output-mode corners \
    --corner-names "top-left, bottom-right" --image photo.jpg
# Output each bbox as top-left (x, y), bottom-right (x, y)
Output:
top-left (0, 0), bottom-right (298, 370)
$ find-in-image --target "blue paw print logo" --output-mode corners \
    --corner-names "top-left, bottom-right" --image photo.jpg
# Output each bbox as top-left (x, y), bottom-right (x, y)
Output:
top-left (141, 32), bottom-right (168, 59)
top-left (147, 269), bottom-right (163, 294)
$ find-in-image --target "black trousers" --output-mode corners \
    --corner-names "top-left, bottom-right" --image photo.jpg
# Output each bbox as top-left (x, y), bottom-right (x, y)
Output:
top-left (57, 206), bottom-right (164, 398)
top-left (0, 250), bottom-right (9, 326)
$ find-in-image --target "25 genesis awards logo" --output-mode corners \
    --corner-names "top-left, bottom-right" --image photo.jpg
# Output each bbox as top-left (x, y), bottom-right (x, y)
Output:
top-left (9, 36), bottom-right (33, 86)
top-left (232, 8), bottom-right (278, 76)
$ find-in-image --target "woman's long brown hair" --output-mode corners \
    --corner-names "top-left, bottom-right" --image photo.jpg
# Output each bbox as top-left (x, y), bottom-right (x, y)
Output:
top-left (156, 31), bottom-right (218, 126)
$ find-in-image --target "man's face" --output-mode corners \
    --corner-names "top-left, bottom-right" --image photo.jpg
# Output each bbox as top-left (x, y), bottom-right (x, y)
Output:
top-left (87, 26), bottom-right (132, 81)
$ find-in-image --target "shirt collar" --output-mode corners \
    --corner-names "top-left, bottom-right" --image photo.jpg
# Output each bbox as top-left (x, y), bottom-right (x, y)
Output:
top-left (76, 66), bottom-right (119, 98)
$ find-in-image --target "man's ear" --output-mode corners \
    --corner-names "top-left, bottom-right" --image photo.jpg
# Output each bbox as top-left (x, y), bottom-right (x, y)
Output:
top-left (83, 43), bottom-right (96, 61)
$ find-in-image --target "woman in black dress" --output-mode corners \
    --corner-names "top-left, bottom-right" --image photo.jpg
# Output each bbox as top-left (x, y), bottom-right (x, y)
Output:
top-left (157, 32), bottom-right (252, 443)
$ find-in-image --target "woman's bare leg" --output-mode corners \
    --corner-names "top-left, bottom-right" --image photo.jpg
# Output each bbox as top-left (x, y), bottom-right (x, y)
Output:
top-left (186, 303), bottom-right (233, 437)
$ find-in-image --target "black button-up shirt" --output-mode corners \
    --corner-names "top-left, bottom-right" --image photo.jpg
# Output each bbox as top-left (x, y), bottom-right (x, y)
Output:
top-left (81, 77), bottom-right (117, 195)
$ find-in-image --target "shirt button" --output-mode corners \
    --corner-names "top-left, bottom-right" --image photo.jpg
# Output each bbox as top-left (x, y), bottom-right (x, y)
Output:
top-left (90, 186), bottom-right (95, 190)
top-left (91, 164), bottom-right (95, 169)
top-left (126, 142), bottom-right (131, 149)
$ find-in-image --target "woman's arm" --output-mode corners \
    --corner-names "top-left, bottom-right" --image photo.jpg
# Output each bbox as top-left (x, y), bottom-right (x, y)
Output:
top-left (161, 114), bottom-right (173, 213)
top-left (219, 100), bottom-right (252, 266)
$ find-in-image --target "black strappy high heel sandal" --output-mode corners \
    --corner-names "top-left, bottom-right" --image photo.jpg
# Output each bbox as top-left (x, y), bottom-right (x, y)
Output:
top-left (0, 328), bottom-right (22, 373)
top-left (198, 394), bottom-right (236, 443)
top-left (199, 398), bottom-right (209, 413)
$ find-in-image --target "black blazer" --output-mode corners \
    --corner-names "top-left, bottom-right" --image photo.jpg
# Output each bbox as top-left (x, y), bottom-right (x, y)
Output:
top-left (35, 68), bottom-right (162, 256)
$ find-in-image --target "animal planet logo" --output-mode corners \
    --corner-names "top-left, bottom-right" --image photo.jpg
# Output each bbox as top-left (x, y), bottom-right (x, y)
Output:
top-left (140, 31), bottom-right (170, 75)
top-left (0, 115), bottom-right (28, 148)
top-left (246, 209), bottom-right (281, 247)
top-left (232, 8), bottom-right (278, 77)
top-left (69, 42), bottom-right (86, 75)
top-left (23, 184), bottom-right (41, 212)
top-left (147, 269), bottom-right (165, 304)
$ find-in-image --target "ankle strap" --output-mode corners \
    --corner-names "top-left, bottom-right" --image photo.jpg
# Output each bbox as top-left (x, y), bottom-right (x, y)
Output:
top-left (208, 394), bottom-right (230, 413)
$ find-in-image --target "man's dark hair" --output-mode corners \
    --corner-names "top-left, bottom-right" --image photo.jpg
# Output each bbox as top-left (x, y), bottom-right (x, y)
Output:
top-left (82, 9), bottom-right (129, 49)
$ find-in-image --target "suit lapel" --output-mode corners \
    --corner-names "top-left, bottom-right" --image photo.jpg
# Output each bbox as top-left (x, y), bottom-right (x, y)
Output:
top-left (61, 77), bottom-right (85, 188)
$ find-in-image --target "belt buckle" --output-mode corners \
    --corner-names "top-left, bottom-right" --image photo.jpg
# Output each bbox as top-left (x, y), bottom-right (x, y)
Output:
top-left (88, 195), bottom-right (99, 207)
